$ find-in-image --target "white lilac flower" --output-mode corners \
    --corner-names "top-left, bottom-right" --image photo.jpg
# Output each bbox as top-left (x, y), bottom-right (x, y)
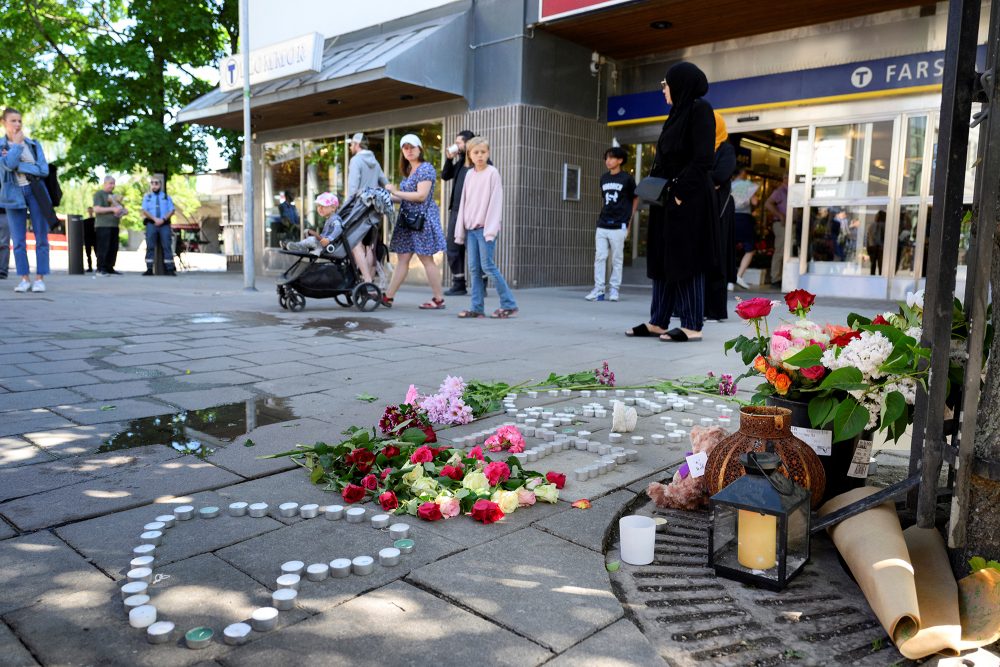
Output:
top-left (822, 331), bottom-right (894, 380)
top-left (906, 290), bottom-right (925, 309)
top-left (905, 326), bottom-right (922, 340)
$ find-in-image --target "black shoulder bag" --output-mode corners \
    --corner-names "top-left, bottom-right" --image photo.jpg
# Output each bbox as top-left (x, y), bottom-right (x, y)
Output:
top-left (396, 206), bottom-right (425, 232)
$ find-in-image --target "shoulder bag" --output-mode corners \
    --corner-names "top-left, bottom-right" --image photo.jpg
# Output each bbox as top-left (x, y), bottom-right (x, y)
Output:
top-left (636, 177), bottom-right (671, 206)
top-left (396, 205), bottom-right (425, 232)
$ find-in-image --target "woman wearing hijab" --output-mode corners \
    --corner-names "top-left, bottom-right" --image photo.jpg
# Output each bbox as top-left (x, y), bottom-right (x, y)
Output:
top-left (704, 112), bottom-right (736, 321)
top-left (626, 61), bottom-right (718, 342)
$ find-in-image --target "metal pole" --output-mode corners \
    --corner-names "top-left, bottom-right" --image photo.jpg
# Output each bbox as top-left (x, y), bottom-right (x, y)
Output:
top-left (240, 0), bottom-right (256, 291)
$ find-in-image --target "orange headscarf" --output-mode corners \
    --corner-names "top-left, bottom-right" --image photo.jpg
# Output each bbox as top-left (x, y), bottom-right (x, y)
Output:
top-left (714, 111), bottom-right (728, 150)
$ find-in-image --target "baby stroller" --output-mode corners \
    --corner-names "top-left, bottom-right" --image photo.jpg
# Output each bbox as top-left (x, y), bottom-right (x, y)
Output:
top-left (277, 192), bottom-right (388, 312)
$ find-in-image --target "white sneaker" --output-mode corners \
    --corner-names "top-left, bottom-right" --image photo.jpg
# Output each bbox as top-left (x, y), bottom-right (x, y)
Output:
top-left (607, 289), bottom-right (620, 302)
top-left (14, 279), bottom-right (30, 293)
top-left (736, 277), bottom-right (750, 289)
top-left (727, 283), bottom-right (735, 292)
top-left (585, 288), bottom-right (604, 301)
top-left (31, 280), bottom-right (45, 293)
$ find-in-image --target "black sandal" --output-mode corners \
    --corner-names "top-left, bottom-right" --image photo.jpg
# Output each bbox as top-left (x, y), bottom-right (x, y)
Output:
top-left (661, 328), bottom-right (703, 342)
top-left (626, 323), bottom-right (660, 337)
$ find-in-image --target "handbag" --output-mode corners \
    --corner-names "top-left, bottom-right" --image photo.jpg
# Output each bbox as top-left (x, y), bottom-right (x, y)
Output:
top-left (396, 206), bottom-right (425, 232)
top-left (636, 176), bottom-right (670, 205)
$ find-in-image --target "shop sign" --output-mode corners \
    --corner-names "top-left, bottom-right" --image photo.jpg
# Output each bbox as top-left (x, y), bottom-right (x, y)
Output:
top-left (608, 46), bottom-right (986, 125)
top-left (219, 33), bottom-right (324, 92)
top-left (539, 0), bottom-right (632, 23)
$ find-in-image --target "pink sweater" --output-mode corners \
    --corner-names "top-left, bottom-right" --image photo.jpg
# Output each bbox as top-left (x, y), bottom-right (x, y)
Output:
top-left (455, 165), bottom-right (503, 243)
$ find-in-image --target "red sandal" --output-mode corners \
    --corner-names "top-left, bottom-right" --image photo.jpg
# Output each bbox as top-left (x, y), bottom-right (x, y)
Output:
top-left (419, 297), bottom-right (446, 310)
top-left (380, 294), bottom-right (393, 308)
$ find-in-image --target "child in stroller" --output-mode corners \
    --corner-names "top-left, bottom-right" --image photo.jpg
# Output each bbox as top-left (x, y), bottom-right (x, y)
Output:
top-left (285, 192), bottom-right (343, 254)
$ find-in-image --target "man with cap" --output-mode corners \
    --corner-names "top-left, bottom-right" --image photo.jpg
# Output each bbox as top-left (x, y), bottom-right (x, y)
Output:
top-left (441, 130), bottom-right (482, 296)
top-left (141, 174), bottom-right (176, 275)
top-left (348, 133), bottom-right (387, 199)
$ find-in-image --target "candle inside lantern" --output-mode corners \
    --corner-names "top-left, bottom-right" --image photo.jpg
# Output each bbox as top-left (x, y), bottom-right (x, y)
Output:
top-left (737, 509), bottom-right (777, 570)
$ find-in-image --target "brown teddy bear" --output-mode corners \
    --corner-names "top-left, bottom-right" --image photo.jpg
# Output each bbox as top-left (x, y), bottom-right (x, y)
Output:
top-left (647, 426), bottom-right (729, 510)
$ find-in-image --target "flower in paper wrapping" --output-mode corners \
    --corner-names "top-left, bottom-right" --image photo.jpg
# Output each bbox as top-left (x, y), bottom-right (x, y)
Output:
top-left (906, 289), bottom-right (924, 309)
top-left (516, 487), bottom-right (536, 506)
top-left (410, 445), bottom-right (434, 464)
top-left (534, 483), bottom-right (559, 504)
top-left (435, 495), bottom-right (461, 517)
top-left (382, 445), bottom-right (400, 459)
top-left (440, 464), bottom-right (464, 481)
top-left (462, 471), bottom-right (490, 492)
top-left (404, 384), bottom-right (420, 405)
top-left (491, 489), bottom-right (520, 514)
top-left (571, 499), bottom-right (592, 509)
top-left (417, 501), bottom-right (443, 521)
top-left (360, 473), bottom-right (378, 491)
top-left (411, 477), bottom-right (439, 496)
top-left (735, 297), bottom-right (774, 320)
top-left (378, 491), bottom-right (399, 511)
top-left (342, 484), bottom-right (365, 504)
top-left (545, 472), bottom-right (566, 489)
top-left (784, 289), bottom-right (816, 315)
top-left (468, 446), bottom-right (484, 461)
top-left (402, 465), bottom-right (424, 485)
top-left (773, 373), bottom-right (792, 395)
top-left (484, 461), bottom-right (511, 486)
top-left (470, 499), bottom-right (504, 524)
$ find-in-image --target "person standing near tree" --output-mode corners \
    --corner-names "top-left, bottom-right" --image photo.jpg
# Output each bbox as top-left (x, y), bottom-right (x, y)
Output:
top-left (141, 174), bottom-right (176, 276)
top-left (441, 130), bottom-right (476, 296)
top-left (92, 175), bottom-right (126, 276)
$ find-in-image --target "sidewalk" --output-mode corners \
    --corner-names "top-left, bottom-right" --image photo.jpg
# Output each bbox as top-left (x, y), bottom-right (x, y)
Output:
top-left (0, 272), bottom-right (901, 666)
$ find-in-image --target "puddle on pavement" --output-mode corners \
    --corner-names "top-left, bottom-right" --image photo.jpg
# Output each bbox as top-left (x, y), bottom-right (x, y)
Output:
top-left (299, 317), bottom-right (392, 335)
top-left (97, 397), bottom-right (297, 457)
top-left (189, 313), bottom-right (232, 324)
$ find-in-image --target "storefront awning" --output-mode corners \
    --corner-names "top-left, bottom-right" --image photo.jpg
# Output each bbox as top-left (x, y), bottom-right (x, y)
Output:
top-left (178, 14), bottom-right (468, 132)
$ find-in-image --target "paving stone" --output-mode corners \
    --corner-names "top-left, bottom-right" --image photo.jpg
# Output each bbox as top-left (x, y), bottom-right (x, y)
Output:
top-left (22, 422), bottom-right (126, 458)
top-left (0, 453), bottom-right (241, 531)
top-left (0, 352), bottom-right (45, 366)
top-left (157, 387), bottom-right (257, 411)
top-left (175, 345), bottom-right (247, 360)
top-left (0, 520), bottom-right (16, 540)
top-left (49, 398), bottom-right (175, 425)
top-left (0, 436), bottom-right (57, 468)
top-left (0, 341), bottom-right (63, 354)
top-left (164, 356), bottom-right (256, 373)
top-left (211, 469), bottom-right (348, 526)
top-left (547, 618), bottom-right (667, 667)
top-left (0, 387), bottom-right (87, 412)
top-left (219, 581), bottom-right (552, 667)
top-left (239, 362), bottom-right (317, 381)
top-left (207, 418), bottom-right (338, 479)
top-left (0, 531), bottom-right (111, 615)
top-left (116, 341), bottom-right (189, 354)
top-left (103, 350), bottom-right (186, 366)
top-left (232, 349), bottom-right (312, 365)
top-left (57, 493), bottom-right (284, 579)
top-left (535, 489), bottom-right (637, 552)
top-left (0, 371), bottom-right (101, 392)
top-left (74, 380), bottom-right (155, 401)
top-left (252, 374), bottom-right (352, 397)
top-left (0, 409), bottom-right (75, 438)
top-left (0, 620), bottom-right (39, 667)
top-left (408, 527), bottom-right (623, 652)
top-left (34, 346), bottom-right (106, 361)
top-left (16, 358), bottom-right (97, 375)
top-left (50, 336), bottom-right (122, 349)
top-left (173, 370), bottom-right (261, 386)
top-left (89, 365), bottom-right (179, 382)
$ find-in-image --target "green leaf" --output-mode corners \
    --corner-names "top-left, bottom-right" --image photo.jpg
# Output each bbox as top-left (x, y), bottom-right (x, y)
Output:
top-left (310, 465), bottom-right (325, 484)
top-left (833, 397), bottom-right (869, 442)
top-left (987, 560), bottom-right (1000, 571)
top-left (969, 556), bottom-right (987, 572)
top-left (847, 312), bottom-right (871, 328)
top-left (783, 344), bottom-right (824, 369)
top-left (355, 392), bottom-right (378, 402)
top-left (243, 438), bottom-right (255, 448)
top-left (606, 561), bottom-right (621, 572)
top-left (881, 391), bottom-right (906, 430)
top-left (400, 427), bottom-right (427, 446)
top-left (808, 395), bottom-right (838, 429)
top-left (100, 405), bottom-right (116, 411)
top-left (817, 367), bottom-right (866, 391)
top-left (313, 443), bottom-right (330, 455)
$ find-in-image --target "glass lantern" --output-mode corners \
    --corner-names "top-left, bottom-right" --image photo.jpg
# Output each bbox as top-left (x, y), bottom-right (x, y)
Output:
top-left (708, 450), bottom-right (811, 591)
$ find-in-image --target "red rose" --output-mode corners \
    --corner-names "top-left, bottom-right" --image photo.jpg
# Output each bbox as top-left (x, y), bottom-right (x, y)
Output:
top-left (440, 464), bottom-right (464, 481)
top-left (545, 472), bottom-right (566, 489)
top-left (378, 491), bottom-right (398, 511)
top-left (470, 499), bottom-right (504, 524)
top-left (382, 445), bottom-right (400, 459)
top-left (800, 365), bottom-right (826, 381)
top-left (784, 289), bottom-right (816, 315)
top-left (735, 297), bottom-right (773, 320)
top-left (361, 473), bottom-right (378, 490)
top-left (773, 329), bottom-right (792, 340)
top-left (830, 330), bottom-right (862, 347)
top-left (347, 448), bottom-right (376, 474)
top-left (341, 484), bottom-right (365, 504)
top-left (421, 425), bottom-right (438, 444)
top-left (468, 446), bottom-right (484, 461)
top-left (380, 468), bottom-right (393, 481)
top-left (417, 501), bottom-right (443, 521)
top-left (484, 461), bottom-right (511, 486)
top-left (871, 314), bottom-right (890, 325)
top-left (410, 445), bottom-right (434, 464)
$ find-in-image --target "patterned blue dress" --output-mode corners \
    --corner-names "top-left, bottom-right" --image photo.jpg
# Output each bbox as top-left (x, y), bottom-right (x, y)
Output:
top-left (389, 161), bottom-right (447, 255)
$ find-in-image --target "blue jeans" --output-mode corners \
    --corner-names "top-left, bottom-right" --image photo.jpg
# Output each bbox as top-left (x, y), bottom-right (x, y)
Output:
top-left (144, 223), bottom-right (175, 269)
top-left (6, 184), bottom-right (50, 276)
top-left (466, 228), bottom-right (516, 313)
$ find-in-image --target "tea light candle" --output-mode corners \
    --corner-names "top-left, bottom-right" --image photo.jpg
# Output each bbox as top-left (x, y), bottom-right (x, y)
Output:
top-left (139, 531), bottom-right (162, 546)
top-left (522, 426), bottom-right (536, 437)
top-left (506, 408), bottom-right (517, 416)
top-left (587, 465), bottom-right (600, 478)
top-left (581, 390), bottom-right (592, 397)
top-left (154, 514), bottom-right (176, 528)
top-left (599, 444), bottom-right (612, 455)
top-left (198, 506), bottom-right (220, 519)
top-left (228, 502), bottom-right (248, 517)
top-left (587, 441), bottom-right (600, 453)
top-left (272, 588), bottom-right (297, 610)
top-left (276, 574), bottom-right (300, 590)
top-left (719, 416), bottom-right (732, 427)
top-left (132, 543), bottom-right (156, 558)
top-left (329, 558), bottom-right (352, 577)
top-left (624, 398), bottom-right (635, 406)
top-left (514, 452), bottom-right (528, 464)
top-left (280, 560), bottom-right (305, 576)
top-left (128, 604), bottom-right (157, 629)
top-left (143, 521), bottom-right (165, 532)
top-left (630, 436), bottom-right (645, 446)
top-left (574, 438), bottom-right (588, 450)
top-left (702, 398), bottom-right (714, 405)
top-left (516, 413), bottom-right (527, 422)
top-left (614, 452), bottom-right (628, 464)
top-left (654, 517), bottom-right (669, 533)
top-left (527, 390), bottom-right (538, 398)
top-left (184, 626), bottom-right (213, 650)
top-left (379, 547), bottom-right (401, 567)
top-left (223, 622), bottom-right (252, 646)
top-left (595, 409), bottom-right (607, 418)
top-left (124, 594), bottom-right (150, 612)
top-left (325, 504), bottom-right (344, 520)
top-left (673, 402), bottom-right (687, 412)
top-left (299, 503), bottom-right (319, 519)
top-left (651, 433), bottom-right (665, 445)
top-left (574, 468), bottom-right (589, 481)
top-left (251, 607), bottom-right (279, 632)
top-left (700, 417), bottom-right (714, 427)
top-left (667, 432), bottom-right (683, 443)
top-left (394, 539), bottom-right (415, 554)
top-left (615, 389), bottom-right (626, 397)
top-left (127, 567), bottom-right (153, 584)
top-left (526, 450), bottom-right (538, 462)
top-left (306, 563), bottom-right (329, 581)
top-left (278, 502), bottom-right (299, 518)
top-left (370, 514), bottom-right (390, 529)
top-left (389, 523), bottom-right (410, 540)
top-left (146, 621), bottom-right (174, 644)
top-left (121, 581), bottom-right (148, 598)
top-left (608, 433), bottom-right (622, 444)
top-left (174, 505), bottom-right (194, 520)
top-left (625, 449), bottom-right (639, 461)
top-left (547, 390), bottom-right (558, 397)
top-left (352, 556), bottom-right (375, 576)
top-left (681, 418), bottom-right (694, 427)
top-left (130, 555), bottom-right (155, 569)
top-left (662, 421), bottom-right (678, 430)
top-left (345, 507), bottom-right (366, 523)
top-left (582, 408), bottom-right (595, 417)
top-left (248, 502), bottom-right (269, 517)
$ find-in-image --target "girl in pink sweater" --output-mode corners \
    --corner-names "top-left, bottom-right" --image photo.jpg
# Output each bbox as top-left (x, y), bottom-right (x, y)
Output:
top-left (455, 137), bottom-right (518, 318)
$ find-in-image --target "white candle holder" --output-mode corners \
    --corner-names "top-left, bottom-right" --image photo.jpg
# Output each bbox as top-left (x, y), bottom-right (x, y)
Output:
top-left (352, 556), bottom-right (375, 576)
top-left (280, 560), bottom-right (305, 576)
top-left (228, 502), bottom-right (248, 517)
top-left (276, 574), bottom-right (300, 590)
top-left (345, 507), bottom-right (366, 523)
top-left (329, 558), bottom-right (352, 578)
top-left (223, 622), bottom-right (252, 646)
top-left (619, 515), bottom-right (656, 565)
top-left (251, 607), bottom-right (279, 632)
top-left (379, 547), bottom-right (402, 567)
top-left (305, 563), bottom-right (329, 582)
top-left (324, 504), bottom-right (344, 520)
top-left (198, 506), bottom-right (220, 519)
top-left (173, 505), bottom-right (194, 520)
top-left (370, 514), bottom-right (390, 529)
top-left (278, 502), bottom-right (299, 518)
top-left (154, 514), bottom-right (176, 528)
top-left (299, 503), bottom-right (320, 519)
top-left (146, 621), bottom-right (174, 644)
top-left (272, 588), bottom-right (298, 610)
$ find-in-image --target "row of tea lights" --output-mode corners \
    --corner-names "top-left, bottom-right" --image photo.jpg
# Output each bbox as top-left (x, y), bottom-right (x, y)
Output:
top-left (122, 501), bottom-right (413, 649)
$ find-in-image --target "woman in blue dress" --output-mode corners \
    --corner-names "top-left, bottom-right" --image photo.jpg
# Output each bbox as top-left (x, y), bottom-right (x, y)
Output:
top-left (382, 133), bottom-right (448, 309)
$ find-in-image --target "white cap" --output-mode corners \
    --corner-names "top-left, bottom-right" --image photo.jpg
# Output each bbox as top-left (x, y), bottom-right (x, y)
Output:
top-left (399, 133), bottom-right (422, 148)
top-left (350, 133), bottom-right (364, 144)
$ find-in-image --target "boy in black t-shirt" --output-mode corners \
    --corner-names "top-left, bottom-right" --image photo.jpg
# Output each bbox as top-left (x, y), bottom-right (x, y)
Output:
top-left (586, 146), bottom-right (637, 302)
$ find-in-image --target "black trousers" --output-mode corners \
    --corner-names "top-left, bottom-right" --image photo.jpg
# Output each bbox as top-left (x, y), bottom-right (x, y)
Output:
top-left (95, 226), bottom-right (119, 272)
top-left (703, 275), bottom-right (729, 320)
top-left (445, 209), bottom-right (465, 279)
top-left (650, 274), bottom-right (705, 331)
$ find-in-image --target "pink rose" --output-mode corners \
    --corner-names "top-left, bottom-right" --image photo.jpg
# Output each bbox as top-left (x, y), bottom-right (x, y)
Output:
top-left (484, 434), bottom-right (504, 452)
top-left (517, 488), bottom-right (536, 506)
top-left (436, 496), bottom-right (461, 517)
top-left (769, 332), bottom-right (793, 359)
top-left (410, 445), bottom-right (434, 464)
top-left (468, 446), bottom-right (484, 461)
top-left (360, 473), bottom-right (378, 490)
top-left (800, 365), bottom-right (826, 381)
top-left (484, 461), bottom-right (511, 486)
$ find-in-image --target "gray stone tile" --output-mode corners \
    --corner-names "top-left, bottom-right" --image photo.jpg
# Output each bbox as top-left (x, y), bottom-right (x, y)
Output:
top-left (34, 346), bottom-right (106, 361)
top-left (0, 371), bottom-right (101, 392)
top-left (409, 527), bottom-right (623, 652)
top-left (0, 520), bottom-right (16, 540)
top-left (175, 370), bottom-right (261, 385)
top-left (120, 333), bottom-right (180, 344)
top-left (157, 387), bottom-right (257, 411)
top-left (116, 341), bottom-right (188, 354)
top-left (0, 620), bottom-right (39, 667)
top-left (547, 618), bottom-right (667, 667)
top-left (0, 531), bottom-right (111, 615)
top-left (535, 489), bottom-right (637, 552)
top-left (56, 492), bottom-right (284, 579)
top-left (207, 418), bottom-right (336, 479)
top-left (219, 581), bottom-right (552, 667)
top-left (175, 345), bottom-right (247, 360)
top-left (15, 359), bottom-right (96, 375)
top-left (252, 374), bottom-right (355, 397)
top-left (49, 398), bottom-right (175, 425)
top-left (164, 356), bottom-right (256, 373)
top-left (0, 436), bottom-right (57, 468)
top-left (0, 409), bottom-right (74, 438)
top-left (232, 349), bottom-right (312, 365)
top-left (50, 336), bottom-right (122, 349)
top-left (0, 387), bottom-right (87, 412)
top-left (89, 366), bottom-right (178, 382)
top-left (103, 350), bottom-right (186, 366)
top-left (0, 341), bottom-right (62, 354)
top-left (0, 352), bottom-right (44, 366)
top-left (22, 422), bottom-right (125, 458)
top-left (74, 380), bottom-right (154, 401)
top-left (239, 362), bottom-right (317, 381)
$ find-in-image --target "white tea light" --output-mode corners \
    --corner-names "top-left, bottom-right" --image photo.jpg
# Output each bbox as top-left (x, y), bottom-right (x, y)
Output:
top-left (143, 521), bottom-right (165, 532)
top-left (276, 574), bottom-right (300, 590)
top-left (121, 581), bottom-right (148, 599)
top-left (154, 514), bottom-right (176, 528)
top-left (223, 622), bottom-right (252, 646)
top-left (280, 560), bottom-right (305, 576)
top-left (173, 505), bottom-right (194, 520)
top-left (198, 506), bottom-right (220, 519)
top-left (352, 556), bottom-right (375, 576)
top-left (130, 555), bottom-right (154, 569)
top-left (128, 604), bottom-right (157, 629)
top-left (127, 567), bottom-right (153, 584)
top-left (272, 588), bottom-right (298, 610)
top-left (278, 502), bottom-right (299, 518)
top-left (139, 531), bottom-right (162, 546)
top-left (228, 502), bottom-right (248, 517)
top-left (146, 621), bottom-right (174, 644)
top-left (324, 504), bottom-right (344, 520)
top-left (370, 514), bottom-right (390, 529)
top-left (299, 503), bottom-right (319, 519)
top-left (379, 547), bottom-right (401, 567)
top-left (250, 607), bottom-right (279, 632)
top-left (389, 523), bottom-right (410, 540)
top-left (345, 507), bottom-right (366, 523)
top-left (124, 594), bottom-right (150, 612)
top-left (132, 544), bottom-right (156, 557)
top-left (329, 558), bottom-right (352, 578)
top-left (248, 502), bottom-right (269, 517)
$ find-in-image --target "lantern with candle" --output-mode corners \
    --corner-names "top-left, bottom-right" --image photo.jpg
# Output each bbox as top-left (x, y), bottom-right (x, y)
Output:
top-left (708, 448), bottom-right (810, 590)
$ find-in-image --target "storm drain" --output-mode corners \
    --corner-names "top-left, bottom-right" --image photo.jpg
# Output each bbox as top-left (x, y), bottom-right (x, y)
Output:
top-left (610, 502), bottom-right (915, 667)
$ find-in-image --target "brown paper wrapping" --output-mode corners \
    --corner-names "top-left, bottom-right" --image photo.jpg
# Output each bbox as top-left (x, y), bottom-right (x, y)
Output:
top-left (819, 487), bottom-right (1000, 660)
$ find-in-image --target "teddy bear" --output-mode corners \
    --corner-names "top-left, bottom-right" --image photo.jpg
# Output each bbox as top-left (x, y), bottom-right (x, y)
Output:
top-left (647, 426), bottom-right (729, 510)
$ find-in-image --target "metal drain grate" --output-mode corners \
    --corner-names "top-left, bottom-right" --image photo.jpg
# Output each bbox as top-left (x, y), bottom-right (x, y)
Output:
top-left (611, 502), bottom-right (915, 667)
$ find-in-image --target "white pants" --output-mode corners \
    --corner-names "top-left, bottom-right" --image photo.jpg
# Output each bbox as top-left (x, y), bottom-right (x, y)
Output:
top-left (594, 227), bottom-right (627, 291)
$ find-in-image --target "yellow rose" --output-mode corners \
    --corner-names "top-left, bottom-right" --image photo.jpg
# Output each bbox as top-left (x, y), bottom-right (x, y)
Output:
top-left (534, 483), bottom-right (559, 504)
top-left (462, 471), bottom-right (490, 492)
top-left (411, 477), bottom-right (438, 496)
top-left (491, 489), bottom-right (520, 515)
top-left (402, 465), bottom-right (424, 485)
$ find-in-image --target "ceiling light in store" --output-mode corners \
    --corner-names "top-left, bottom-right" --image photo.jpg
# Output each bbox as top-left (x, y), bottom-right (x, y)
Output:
top-left (773, 128), bottom-right (787, 136)
top-left (650, 20), bottom-right (673, 29)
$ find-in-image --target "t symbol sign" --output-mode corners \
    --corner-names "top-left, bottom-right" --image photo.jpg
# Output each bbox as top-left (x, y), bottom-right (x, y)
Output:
top-left (227, 61), bottom-right (237, 84)
top-left (851, 66), bottom-right (873, 89)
